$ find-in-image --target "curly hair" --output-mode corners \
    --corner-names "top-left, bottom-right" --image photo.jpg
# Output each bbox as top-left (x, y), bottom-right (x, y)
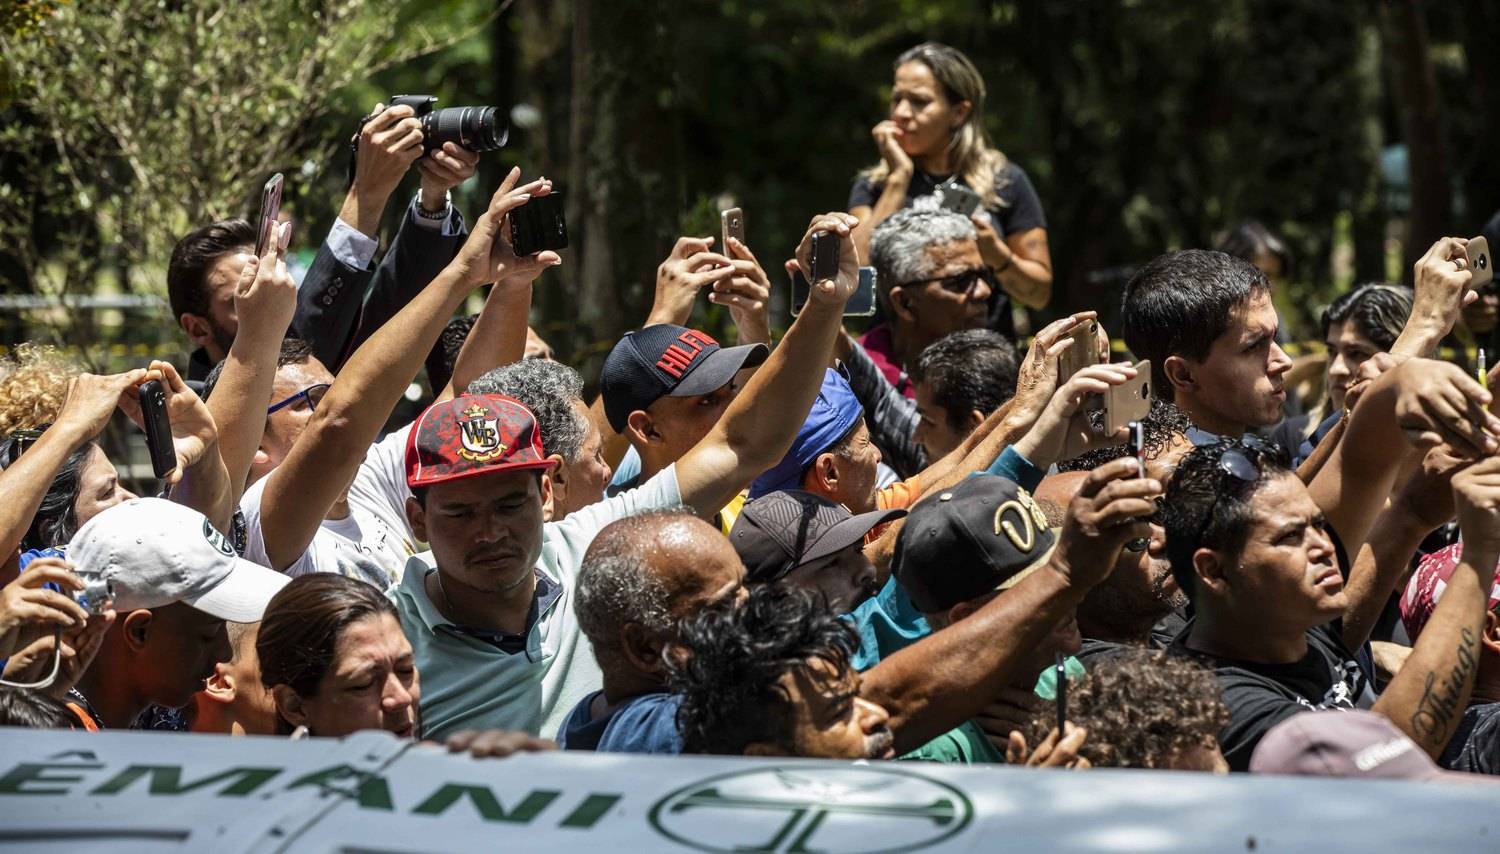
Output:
top-left (1027, 649), bottom-right (1228, 769)
top-left (1057, 397), bottom-right (1195, 473)
top-left (669, 584), bottom-right (858, 755)
top-left (0, 344), bottom-right (80, 435)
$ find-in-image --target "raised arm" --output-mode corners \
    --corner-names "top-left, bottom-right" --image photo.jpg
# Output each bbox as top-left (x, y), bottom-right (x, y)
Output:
top-left (1371, 456), bottom-right (1500, 758)
top-left (1340, 445), bottom-right (1468, 650)
top-left (674, 213), bottom-right (860, 519)
top-left (446, 208), bottom-right (562, 397)
top-left (0, 371), bottom-right (145, 564)
top-left (1307, 357), bottom-right (1500, 553)
top-left (257, 171), bottom-right (558, 571)
top-left (204, 224), bottom-right (297, 507)
top-left (862, 458), bottom-right (1161, 753)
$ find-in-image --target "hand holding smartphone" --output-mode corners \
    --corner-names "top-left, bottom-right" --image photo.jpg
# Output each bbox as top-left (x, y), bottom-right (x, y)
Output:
top-left (510, 190), bottom-right (568, 256)
top-left (137, 380), bottom-right (175, 480)
top-left (790, 266), bottom-right (877, 317)
top-left (721, 207), bottom-right (745, 252)
top-left (255, 173), bottom-right (284, 257)
top-left (1467, 236), bottom-right (1493, 289)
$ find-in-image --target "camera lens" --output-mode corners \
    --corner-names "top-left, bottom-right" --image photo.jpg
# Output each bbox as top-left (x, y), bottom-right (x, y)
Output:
top-left (1479, 255), bottom-right (1488, 270)
top-left (425, 106), bottom-right (510, 153)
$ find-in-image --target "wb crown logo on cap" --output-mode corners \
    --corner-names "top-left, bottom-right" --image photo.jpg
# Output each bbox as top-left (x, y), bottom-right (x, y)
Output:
top-left (458, 402), bottom-right (508, 463)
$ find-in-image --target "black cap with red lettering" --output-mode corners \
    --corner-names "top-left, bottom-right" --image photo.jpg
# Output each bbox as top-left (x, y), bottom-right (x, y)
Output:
top-left (600, 324), bottom-right (770, 432)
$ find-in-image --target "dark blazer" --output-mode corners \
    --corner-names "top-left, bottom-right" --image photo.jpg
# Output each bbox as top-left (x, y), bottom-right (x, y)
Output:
top-left (292, 203), bottom-right (469, 374)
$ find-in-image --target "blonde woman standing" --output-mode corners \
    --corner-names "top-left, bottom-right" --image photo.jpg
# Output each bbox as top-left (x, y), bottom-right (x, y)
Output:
top-left (849, 43), bottom-right (1052, 325)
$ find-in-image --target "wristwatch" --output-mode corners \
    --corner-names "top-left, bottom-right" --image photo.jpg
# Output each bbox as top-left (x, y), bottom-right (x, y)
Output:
top-left (415, 189), bottom-right (450, 220)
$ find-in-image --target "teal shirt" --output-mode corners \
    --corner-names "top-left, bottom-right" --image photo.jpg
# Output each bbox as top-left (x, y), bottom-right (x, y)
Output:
top-left (848, 446), bottom-right (1046, 672)
top-left (901, 720), bottom-right (1005, 764)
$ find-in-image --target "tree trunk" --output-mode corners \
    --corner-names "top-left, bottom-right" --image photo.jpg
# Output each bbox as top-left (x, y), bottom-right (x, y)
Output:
top-left (1385, 0), bottom-right (1452, 272)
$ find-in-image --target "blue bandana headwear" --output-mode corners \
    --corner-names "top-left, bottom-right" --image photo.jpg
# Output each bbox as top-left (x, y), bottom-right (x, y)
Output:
top-left (749, 368), bottom-right (864, 498)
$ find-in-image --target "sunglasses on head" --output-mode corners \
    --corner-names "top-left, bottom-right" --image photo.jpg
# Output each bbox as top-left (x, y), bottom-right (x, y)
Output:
top-left (1194, 435), bottom-right (1279, 545)
top-left (3, 424), bottom-right (50, 467)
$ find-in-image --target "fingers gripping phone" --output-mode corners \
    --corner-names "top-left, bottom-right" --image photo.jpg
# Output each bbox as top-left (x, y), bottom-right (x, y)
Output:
top-left (721, 207), bottom-right (745, 251)
top-left (790, 266), bottom-right (877, 317)
top-left (1102, 359), bottom-right (1152, 436)
top-left (1057, 320), bottom-right (1100, 384)
top-left (1468, 236), bottom-right (1493, 289)
top-left (138, 380), bottom-right (175, 480)
top-left (256, 173), bottom-right (284, 256)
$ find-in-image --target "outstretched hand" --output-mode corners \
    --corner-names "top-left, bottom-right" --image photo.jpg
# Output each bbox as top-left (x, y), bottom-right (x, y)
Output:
top-left (1012, 361), bottom-right (1138, 470)
top-left (452, 167), bottom-right (562, 290)
top-left (793, 212), bottom-right (860, 310)
top-left (1050, 457), bottom-right (1161, 591)
top-left (118, 361), bottom-right (218, 485)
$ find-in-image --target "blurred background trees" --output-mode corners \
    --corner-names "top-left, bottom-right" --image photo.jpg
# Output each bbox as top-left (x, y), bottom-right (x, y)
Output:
top-left (2, 0), bottom-right (1496, 381)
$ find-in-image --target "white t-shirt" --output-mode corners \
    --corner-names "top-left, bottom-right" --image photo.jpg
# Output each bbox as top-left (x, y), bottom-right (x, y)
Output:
top-left (240, 424), bottom-right (419, 588)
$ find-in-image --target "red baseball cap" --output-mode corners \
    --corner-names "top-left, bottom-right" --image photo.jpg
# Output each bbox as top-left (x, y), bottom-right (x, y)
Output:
top-left (1400, 542), bottom-right (1500, 642)
top-left (405, 394), bottom-right (557, 489)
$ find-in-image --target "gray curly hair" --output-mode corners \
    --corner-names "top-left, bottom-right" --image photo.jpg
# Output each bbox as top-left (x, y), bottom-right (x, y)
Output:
top-left (467, 359), bottom-right (587, 462)
top-left (869, 208), bottom-right (979, 299)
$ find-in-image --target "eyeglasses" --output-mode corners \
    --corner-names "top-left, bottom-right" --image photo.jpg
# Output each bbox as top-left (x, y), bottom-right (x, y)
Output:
top-left (3, 424), bottom-right (49, 467)
top-left (267, 383), bottom-right (330, 416)
top-left (1194, 435), bottom-right (1278, 546)
top-left (912, 268), bottom-right (994, 298)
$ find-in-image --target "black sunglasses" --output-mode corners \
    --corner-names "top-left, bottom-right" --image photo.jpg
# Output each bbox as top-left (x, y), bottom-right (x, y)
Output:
top-left (913, 267), bottom-right (993, 297)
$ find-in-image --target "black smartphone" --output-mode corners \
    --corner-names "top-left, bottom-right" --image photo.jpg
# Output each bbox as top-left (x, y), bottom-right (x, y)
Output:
top-left (790, 266), bottom-right (877, 318)
top-left (509, 190), bottom-right (568, 256)
top-left (256, 173), bottom-right (284, 256)
top-left (810, 231), bottom-right (839, 283)
top-left (1054, 652), bottom-right (1068, 735)
top-left (138, 380), bottom-right (175, 480)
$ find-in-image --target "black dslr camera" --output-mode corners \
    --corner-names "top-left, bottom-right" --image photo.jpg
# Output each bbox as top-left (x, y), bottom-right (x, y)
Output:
top-left (347, 95), bottom-right (510, 187)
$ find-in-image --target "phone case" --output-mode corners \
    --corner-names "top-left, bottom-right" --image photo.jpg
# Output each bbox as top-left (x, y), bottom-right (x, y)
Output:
top-left (137, 380), bottom-right (175, 480)
top-left (1103, 360), bottom-right (1153, 436)
top-left (510, 191), bottom-right (569, 256)
top-left (721, 208), bottom-right (745, 249)
top-left (810, 232), bottom-right (839, 282)
top-left (1057, 321), bottom-right (1100, 384)
top-left (256, 173), bottom-right (284, 256)
top-left (1468, 236), bottom-right (1493, 289)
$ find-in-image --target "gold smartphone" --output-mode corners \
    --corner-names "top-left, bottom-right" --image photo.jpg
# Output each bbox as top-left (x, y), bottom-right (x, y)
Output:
top-left (1468, 236), bottom-right (1493, 289)
top-left (721, 207), bottom-right (745, 251)
top-left (1057, 320), bottom-right (1100, 385)
top-left (1102, 359), bottom-right (1152, 436)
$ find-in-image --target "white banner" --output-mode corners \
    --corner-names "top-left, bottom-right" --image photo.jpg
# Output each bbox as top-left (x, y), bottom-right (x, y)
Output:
top-left (0, 729), bottom-right (1495, 852)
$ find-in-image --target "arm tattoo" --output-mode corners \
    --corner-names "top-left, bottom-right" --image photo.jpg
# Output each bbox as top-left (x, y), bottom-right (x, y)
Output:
top-left (1410, 626), bottom-right (1479, 743)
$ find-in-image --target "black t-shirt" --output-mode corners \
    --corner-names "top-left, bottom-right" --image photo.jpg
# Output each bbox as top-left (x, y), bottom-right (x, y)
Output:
top-left (1440, 702), bottom-right (1500, 776)
top-left (1168, 621), bottom-right (1376, 771)
top-left (847, 160), bottom-right (1048, 239)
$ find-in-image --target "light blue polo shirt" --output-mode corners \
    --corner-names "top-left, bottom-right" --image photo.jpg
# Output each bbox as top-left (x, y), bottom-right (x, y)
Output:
top-left (391, 465), bottom-right (682, 740)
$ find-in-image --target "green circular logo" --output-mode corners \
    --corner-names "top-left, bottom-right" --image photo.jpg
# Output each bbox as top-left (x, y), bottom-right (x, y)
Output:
top-left (648, 765), bottom-right (973, 853)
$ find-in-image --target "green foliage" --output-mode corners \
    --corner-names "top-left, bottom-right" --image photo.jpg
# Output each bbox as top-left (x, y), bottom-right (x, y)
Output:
top-left (0, 0), bottom-right (489, 362)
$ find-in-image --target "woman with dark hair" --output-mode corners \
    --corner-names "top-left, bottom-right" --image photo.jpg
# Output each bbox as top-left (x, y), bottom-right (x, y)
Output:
top-left (257, 573), bottom-right (419, 738)
top-left (848, 42), bottom-right (1052, 315)
top-left (1216, 221), bottom-right (1292, 290)
top-left (1272, 283), bottom-right (1413, 459)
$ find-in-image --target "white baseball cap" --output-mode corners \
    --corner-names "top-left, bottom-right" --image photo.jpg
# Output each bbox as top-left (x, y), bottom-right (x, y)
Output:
top-left (69, 498), bottom-right (290, 622)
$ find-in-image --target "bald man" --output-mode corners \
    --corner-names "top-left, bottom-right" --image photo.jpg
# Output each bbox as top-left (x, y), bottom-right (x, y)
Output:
top-left (559, 509), bottom-right (746, 753)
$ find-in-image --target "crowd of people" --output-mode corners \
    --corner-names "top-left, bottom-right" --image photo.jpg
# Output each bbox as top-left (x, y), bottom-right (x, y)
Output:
top-left (3, 41), bottom-right (1500, 790)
